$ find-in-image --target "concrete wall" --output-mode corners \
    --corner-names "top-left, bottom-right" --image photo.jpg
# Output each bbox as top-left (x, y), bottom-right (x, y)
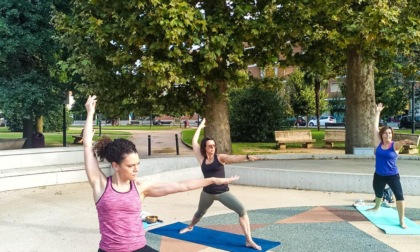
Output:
top-left (1, 149), bottom-right (420, 195)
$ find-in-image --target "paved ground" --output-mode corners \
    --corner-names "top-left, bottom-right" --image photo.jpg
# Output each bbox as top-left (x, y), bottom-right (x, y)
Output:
top-left (1, 128), bottom-right (420, 252)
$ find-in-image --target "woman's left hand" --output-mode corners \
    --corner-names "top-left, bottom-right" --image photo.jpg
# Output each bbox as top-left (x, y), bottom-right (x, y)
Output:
top-left (247, 155), bottom-right (260, 161)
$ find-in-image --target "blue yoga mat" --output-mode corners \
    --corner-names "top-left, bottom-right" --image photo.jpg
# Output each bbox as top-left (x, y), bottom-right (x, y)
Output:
top-left (149, 222), bottom-right (281, 251)
top-left (355, 205), bottom-right (420, 235)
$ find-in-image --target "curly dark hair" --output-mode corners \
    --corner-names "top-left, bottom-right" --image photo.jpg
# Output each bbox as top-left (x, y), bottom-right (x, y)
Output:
top-left (94, 136), bottom-right (138, 164)
top-left (200, 136), bottom-right (216, 157)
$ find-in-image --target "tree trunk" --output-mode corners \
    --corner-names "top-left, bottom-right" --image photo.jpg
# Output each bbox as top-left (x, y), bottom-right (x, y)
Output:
top-left (314, 75), bottom-right (321, 131)
top-left (345, 47), bottom-right (376, 154)
top-left (203, 81), bottom-right (232, 154)
top-left (36, 116), bottom-right (43, 133)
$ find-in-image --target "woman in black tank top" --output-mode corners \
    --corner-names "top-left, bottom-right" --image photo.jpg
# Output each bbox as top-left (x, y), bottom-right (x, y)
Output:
top-left (179, 118), bottom-right (263, 251)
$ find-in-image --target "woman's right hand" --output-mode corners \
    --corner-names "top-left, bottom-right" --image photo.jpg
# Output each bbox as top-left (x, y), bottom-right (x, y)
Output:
top-left (214, 175), bottom-right (239, 185)
top-left (376, 103), bottom-right (384, 113)
top-left (85, 95), bottom-right (97, 114)
top-left (198, 118), bottom-right (206, 129)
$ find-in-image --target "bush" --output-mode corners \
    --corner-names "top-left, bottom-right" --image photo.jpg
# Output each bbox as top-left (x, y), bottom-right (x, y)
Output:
top-left (229, 86), bottom-right (290, 142)
top-left (4, 105), bottom-right (73, 132)
top-left (43, 105), bottom-right (73, 132)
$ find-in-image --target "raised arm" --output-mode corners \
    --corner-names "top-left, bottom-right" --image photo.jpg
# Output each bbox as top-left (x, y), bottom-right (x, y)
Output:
top-left (138, 176), bottom-right (239, 199)
top-left (192, 118), bottom-right (206, 164)
top-left (373, 103), bottom-right (384, 147)
top-left (83, 95), bottom-right (106, 192)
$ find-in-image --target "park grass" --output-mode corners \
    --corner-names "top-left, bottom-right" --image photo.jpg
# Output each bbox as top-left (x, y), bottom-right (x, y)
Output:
top-left (0, 126), bottom-right (131, 147)
top-left (181, 127), bottom-right (420, 155)
top-left (1, 125), bottom-right (419, 154)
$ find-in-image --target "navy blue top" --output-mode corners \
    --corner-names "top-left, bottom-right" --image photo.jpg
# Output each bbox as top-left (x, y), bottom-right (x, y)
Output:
top-left (201, 154), bottom-right (229, 194)
top-left (375, 142), bottom-right (399, 176)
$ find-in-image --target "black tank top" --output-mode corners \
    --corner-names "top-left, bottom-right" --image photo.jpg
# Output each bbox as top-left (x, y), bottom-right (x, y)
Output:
top-left (201, 154), bottom-right (229, 194)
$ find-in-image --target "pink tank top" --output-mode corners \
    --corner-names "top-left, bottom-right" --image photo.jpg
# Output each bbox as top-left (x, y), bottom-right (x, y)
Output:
top-left (96, 176), bottom-right (146, 251)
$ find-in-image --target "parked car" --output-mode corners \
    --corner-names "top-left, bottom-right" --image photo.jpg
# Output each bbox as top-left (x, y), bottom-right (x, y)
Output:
top-left (308, 116), bottom-right (336, 126)
top-left (398, 116), bottom-right (420, 129)
top-left (287, 117), bottom-right (306, 126)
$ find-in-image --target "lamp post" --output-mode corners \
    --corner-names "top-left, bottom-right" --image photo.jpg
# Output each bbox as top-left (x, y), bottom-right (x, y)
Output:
top-left (411, 80), bottom-right (415, 134)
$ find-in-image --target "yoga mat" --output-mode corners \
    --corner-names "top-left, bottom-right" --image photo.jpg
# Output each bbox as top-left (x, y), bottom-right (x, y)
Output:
top-left (355, 205), bottom-right (420, 235)
top-left (149, 222), bottom-right (281, 251)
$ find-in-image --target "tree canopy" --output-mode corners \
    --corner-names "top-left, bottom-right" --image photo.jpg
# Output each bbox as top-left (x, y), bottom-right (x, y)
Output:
top-left (54, 0), bottom-right (286, 153)
top-left (0, 0), bottom-right (69, 132)
top-left (275, 0), bottom-right (420, 153)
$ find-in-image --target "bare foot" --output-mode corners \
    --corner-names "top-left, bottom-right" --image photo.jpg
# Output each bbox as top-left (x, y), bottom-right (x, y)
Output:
top-left (400, 222), bottom-right (407, 229)
top-left (246, 241), bottom-right (262, 250)
top-left (367, 207), bottom-right (380, 212)
top-left (179, 226), bottom-right (193, 234)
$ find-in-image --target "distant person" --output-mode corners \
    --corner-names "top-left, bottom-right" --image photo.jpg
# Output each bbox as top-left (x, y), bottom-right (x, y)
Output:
top-left (179, 118), bottom-right (262, 250)
top-left (83, 95), bottom-right (239, 252)
top-left (368, 103), bottom-right (412, 229)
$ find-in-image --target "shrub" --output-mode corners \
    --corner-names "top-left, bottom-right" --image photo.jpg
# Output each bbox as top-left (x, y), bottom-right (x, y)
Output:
top-left (229, 86), bottom-right (290, 142)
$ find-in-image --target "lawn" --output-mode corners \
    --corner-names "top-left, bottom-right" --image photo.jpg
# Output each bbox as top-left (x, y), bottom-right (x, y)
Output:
top-left (181, 127), bottom-right (420, 155)
top-left (0, 126), bottom-right (419, 155)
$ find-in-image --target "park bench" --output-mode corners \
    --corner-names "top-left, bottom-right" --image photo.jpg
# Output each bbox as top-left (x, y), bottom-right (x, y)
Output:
top-left (323, 129), bottom-right (345, 148)
top-left (394, 133), bottom-right (420, 154)
top-left (325, 122), bottom-right (345, 129)
top-left (72, 129), bottom-right (95, 144)
top-left (274, 130), bottom-right (316, 149)
top-left (0, 138), bottom-right (27, 150)
top-left (130, 120), bottom-right (140, 126)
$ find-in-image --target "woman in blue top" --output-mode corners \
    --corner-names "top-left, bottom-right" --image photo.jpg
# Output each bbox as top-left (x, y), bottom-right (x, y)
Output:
top-left (370, 103), bottom-right (412, 229)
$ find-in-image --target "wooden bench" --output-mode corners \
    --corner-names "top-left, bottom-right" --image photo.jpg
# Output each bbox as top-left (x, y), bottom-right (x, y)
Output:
top-left (0, 138), bottom-right (27, 150)
top-left (323, 130), bottom-right (345, 148)
top-left (72, 129), bottom-right (95, 144)
top-left (394, 133), bottom-right (420, 154)
top-left (274, 130), bottom-right (316, 149)
top-left (325, 122), bottom-right (345, 129)
top-left (130, 120), bottom-right (140, 126)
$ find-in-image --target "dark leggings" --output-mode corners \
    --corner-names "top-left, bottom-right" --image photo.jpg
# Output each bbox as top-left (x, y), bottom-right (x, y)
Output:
top-left (373, 173), bottom-right (404, 201)
top-left (98, 245), bottom-right (158, 252)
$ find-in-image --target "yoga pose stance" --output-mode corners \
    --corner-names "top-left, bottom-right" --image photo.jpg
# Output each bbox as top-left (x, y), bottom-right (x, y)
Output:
top-left (369, 103), bottom-right (411, 229)
top-left (179, 118), bottom-right (262, 250)
top-left (83, 96), bottom-right (238, 252)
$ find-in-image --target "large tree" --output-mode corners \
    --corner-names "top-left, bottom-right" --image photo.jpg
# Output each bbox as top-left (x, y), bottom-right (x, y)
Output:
top-left (54, 1), bottom-right (284, 154)
top-left (277, 1), bottom-right (420, 153)
top-left (0, 0), bottom-right (69, 133)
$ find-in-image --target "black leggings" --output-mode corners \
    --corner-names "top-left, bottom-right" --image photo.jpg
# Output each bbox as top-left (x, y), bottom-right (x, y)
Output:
top-left (98, 245), bottom-right (158, 252)
top-left (373, 173), bottom-right (404, 201)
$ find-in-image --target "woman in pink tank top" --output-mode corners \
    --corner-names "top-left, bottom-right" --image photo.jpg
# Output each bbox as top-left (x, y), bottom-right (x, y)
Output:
top-left (83, 95), bottom-right (239, 252)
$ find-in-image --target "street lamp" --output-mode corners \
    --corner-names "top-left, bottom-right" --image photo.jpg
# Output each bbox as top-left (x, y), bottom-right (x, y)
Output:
top-left (411, 80), bottom-right (415, 134)
top-left (410, 71), bottom-right (420, 134)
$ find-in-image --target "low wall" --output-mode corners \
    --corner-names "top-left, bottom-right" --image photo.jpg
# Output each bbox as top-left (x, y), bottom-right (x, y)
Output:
top-left (1, 149), bottom-right (420, 196)
top-left (0, 138), bottom-right (26, 150)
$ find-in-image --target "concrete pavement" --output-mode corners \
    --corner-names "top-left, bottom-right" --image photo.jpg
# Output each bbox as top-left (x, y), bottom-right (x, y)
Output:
top-left (1, 129), bottom-right (420, 251)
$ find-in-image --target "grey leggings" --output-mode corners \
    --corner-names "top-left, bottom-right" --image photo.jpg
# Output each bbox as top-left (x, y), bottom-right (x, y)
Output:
top-left (194, 190), bottom-right (246, 219)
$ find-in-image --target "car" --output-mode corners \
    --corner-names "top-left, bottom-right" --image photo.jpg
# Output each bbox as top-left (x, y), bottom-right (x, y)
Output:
top-left (308, 116), bottom-right (336, 126)
top-left (287, 117), bottom-right (306, 126)
top-left (398, 116), bottom-right (420, 129)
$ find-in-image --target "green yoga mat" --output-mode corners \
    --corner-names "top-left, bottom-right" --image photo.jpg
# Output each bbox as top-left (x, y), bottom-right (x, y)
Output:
top-left (355, 205), bottom-right (420, 235)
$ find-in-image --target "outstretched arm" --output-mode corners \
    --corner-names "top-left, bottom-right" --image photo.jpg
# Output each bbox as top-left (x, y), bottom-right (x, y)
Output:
top-left (394, 139), bottom-right (413, 152)
top-left (218, 153), bottom-right (260, 164)
top-left (192, 118), bottom-right (206, 164)
top-left (139, 176), bottom-right (239, 198)
top-left (373, 103), bottom-right (384, 147)
top-left (83, 95), bottom-right (106, 193)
